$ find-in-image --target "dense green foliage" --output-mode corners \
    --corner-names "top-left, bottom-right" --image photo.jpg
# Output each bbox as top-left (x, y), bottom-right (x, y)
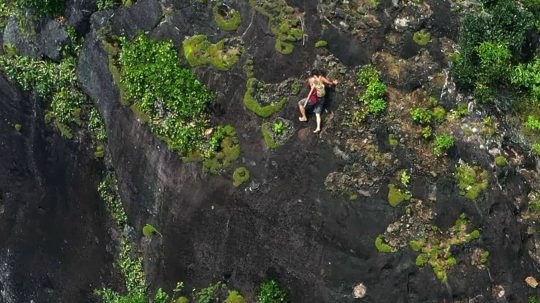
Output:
top-left (14, 0), bottom-right (64, 17)
top-left (357, 65), bottom-right (387, 115)
top-left (118, 34), bottom-right (222, 157)
top-left (257, 280), bottom-right (289, 303)
top-left (226, 291), bottom-right (246, 303)
top-left (98, 172), bottom-right (128, 229)
top-left (452, 0), bottom-right (537, 102)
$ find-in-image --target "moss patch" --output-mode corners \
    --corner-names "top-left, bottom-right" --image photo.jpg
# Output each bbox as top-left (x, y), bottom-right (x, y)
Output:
top-left (213, 4), bottom-right (242, 31)
top-left (495, 155), bottom-right (508, 166)
top-left (249, 0), bottom-right (303, 55)
top-left (413, 29), bottom-right (431, 46)
top-left (411, 213), bottom-right (481, 282)
top-left (375, 235), bottom-right (396, 253)
top-left (315, 40), bottom-right (328, 48)
top-left (244, 78), bottom-right (288, 117)
top-left (455, 163), bottom-right (489, 200)
top-left (233, 167), bottom-right (250, 187)
top-left (183, 35), bottom-right (241, 71)
top-left (261, 117), bottom-right (294, 149)
top-left (202, 126), bottom-right (241, 174)
top-left (387, 184), bottom-right (412, 207)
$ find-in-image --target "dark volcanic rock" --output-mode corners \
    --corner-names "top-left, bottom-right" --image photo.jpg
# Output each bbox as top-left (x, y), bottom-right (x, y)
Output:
top-left (0, 74), bottom-right (118, 302)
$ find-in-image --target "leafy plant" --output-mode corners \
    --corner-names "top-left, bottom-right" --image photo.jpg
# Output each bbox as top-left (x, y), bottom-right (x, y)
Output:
top-left (357, 65), bottom-right (387, 116)
top-left (401, 171), bottom-right (411, 187)
top-left (257, 280), bottom-right (288, 303)
top-left (411, 107), bottom-right (432, 125)
top-left (526, 116), bottom-right (540, 131)
top-left (273, 121), bottom-right (286, 135)
top-left (433, 134), bottom-right (454, 157)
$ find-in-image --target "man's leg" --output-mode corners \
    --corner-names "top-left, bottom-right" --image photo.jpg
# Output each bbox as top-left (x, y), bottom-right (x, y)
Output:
top-left (314, 113), bottom-right (321, 133)
top-left (298, 101), bottom-right (307, 121)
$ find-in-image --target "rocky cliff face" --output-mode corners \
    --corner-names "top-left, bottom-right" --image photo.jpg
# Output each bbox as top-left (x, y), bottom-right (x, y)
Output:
top-left (0, 73), bottom-right (118, 301)
top-left (2, 0), bottom-right (540, 302)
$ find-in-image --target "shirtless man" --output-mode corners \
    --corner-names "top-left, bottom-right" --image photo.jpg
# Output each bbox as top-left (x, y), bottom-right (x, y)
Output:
top-left (298, 69), bottom-right (339, 133)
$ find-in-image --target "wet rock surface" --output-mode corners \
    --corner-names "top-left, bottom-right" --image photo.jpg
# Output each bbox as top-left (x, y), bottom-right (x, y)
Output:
top-left (1, 0), bottom-right (540, 302)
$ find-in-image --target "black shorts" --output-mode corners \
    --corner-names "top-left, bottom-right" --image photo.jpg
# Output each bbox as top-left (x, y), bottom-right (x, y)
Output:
top-left (299, 97), bottom-right (325, 114)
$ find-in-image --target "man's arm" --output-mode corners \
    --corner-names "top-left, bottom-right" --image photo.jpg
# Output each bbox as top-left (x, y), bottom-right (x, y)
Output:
top-left (320, 76), bottom-right (339, 85)
top-left (303, 86), bottom-right (315, 107)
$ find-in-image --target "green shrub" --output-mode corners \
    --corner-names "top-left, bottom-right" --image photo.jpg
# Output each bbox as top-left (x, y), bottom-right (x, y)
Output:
top-left (422, 126), bottom-right (432, 139)
top-left (117, 34), bottom-right (216, 156)
top-left (433, 134), bottom-right (454, 157)
top-left (233, 167), bottom-right (250, 187)
top-left (452, 0), bottom-right (536, 88)
top-left (476, 41), bottom-right (512, 84)
top-left (529, 296), bottom-right (540, 303)
top-left (526, 115), bottom-right (540, 131)
top-left (257, 280), bottom-right (288, 303)
top-left (511, 58), bottom-right (540, 103)
top-left (357, 65), bottom-right (381, 86)
top-left (213, 5), bottom-right (242, 31)
top-left (413, 29), bottom-right (431, 46)
top-left (411, 107), bottom-right (432, 125)
top-left (357, 65), bottom-right (387, 116)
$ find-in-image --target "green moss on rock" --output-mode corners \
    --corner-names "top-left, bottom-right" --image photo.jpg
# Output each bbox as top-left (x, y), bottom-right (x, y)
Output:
top-left (315, 40), bottom-right (328, 48)
top-left (183, 35), bottom-right (241, 71)
top-left (244, 78), bottom-right (288, 117)
top-left (387, 184), bottom-right (412, 207)
top-left (375, 234), bottom-right (395, 253)
top-left (233, 167), bottom-right (250, 187)
top-left (413, 29), bottom-right (431, 46)
top-left (249, 0), bottom-right (303, 55)
top-left (495, 155), bottom-right (508, 166)
top-left (202, 126), bottom-right (241, 174)
top-left (455, 163), bottom-right (489, 200)
top-left (213, 4), bottom-right (242, 31)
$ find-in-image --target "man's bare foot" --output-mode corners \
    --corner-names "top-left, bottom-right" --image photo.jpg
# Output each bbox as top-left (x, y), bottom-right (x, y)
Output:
top-left (313, 128), bottom-right (321, 133)
top-left (299, 117), bottom-right (307, 122)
